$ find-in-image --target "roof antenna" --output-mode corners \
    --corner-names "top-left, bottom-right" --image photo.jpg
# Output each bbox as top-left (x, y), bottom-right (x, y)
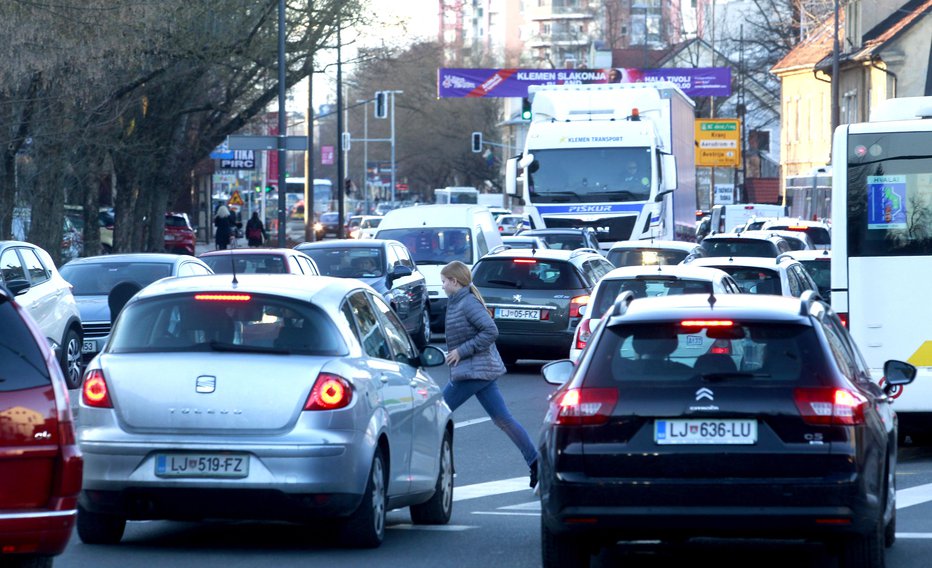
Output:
top-left (707, 291), bottom-right (717, 309)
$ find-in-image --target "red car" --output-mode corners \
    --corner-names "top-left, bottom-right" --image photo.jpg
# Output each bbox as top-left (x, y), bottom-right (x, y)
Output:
top-left (0, 284), bottom-right (83, 564)
top-left (164, 212), bottom-right (197, 255)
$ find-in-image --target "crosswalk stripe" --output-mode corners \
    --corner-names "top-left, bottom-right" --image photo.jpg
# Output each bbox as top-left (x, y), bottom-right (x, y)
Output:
top-left (454, 417), bottom-right (492, 428)
top-left (454, 477), bottom-right (530, 501)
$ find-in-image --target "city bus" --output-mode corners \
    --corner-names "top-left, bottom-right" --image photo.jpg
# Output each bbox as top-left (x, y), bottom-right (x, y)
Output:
top-left (285, 178), bottom-right (333, 216)
top-left (831, 96), bottom-right (932, 439)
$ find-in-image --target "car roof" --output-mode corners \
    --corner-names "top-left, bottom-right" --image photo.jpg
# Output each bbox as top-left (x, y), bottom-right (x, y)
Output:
top-left (199, 248), bottom-right (312, 258)
top-left (63, 252), bottom-right (191, 265)
top-left (606, 293), bottom-right (816, 325)
top-left (295, 239), bottom-right (401, 250)
top-left (686, 255), bottom-right (796, 270)
top-left (608, 239), bottom-right (697, 252)
top-left (741, 229), bottom-right (813, 244)
top-left (701, 232), bottom-right (786, 244)
top-left (785, 249), bottom-right (832, 261)
top-left (601, 264), bottom-right (733, 281)
top-left (521, 228), bottom-right (593, 235)
top-left (133, 273), bottom-right (363, 305)
top-left (483, 247), bottom-right (599, 261)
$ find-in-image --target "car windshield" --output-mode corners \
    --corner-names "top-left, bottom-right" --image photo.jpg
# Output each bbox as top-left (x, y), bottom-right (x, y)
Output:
top-left (714, 266), bottom-right (782, 295)
top-left (527, 147), bottom-right (652, 203)
top-left (607, 248), bottom-right (689, 267)
top-left (202, 254), bottom-right (289, 274)
top-left (109, 294), bottom-right (346, 355)
top-left (701, 239), bottom-right (777, 258)
top-left (592, 278), bottom-right (713, 318)
top-left (377, 227), bottom-right (472, 265)
top-left (584, 322), bottom-right (828, 386)
top-left (165, 215), bottom-right (190, 228)
top-left (60, 262), bottom-right (172, 295)
top-left (473, 258), bottom-right (583, 290)
top-left (768, 225), bottom-right (831, 246)
top-left (301, 247), bottom-right (384, 278)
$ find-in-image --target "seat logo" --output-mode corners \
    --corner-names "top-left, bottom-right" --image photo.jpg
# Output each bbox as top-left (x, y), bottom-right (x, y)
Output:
top-left (513, 294), bottom-right (523, 302)
top-left (196, 375), bottom-right (217, 394)
top-left (695, 387), bottom-right (714, 401)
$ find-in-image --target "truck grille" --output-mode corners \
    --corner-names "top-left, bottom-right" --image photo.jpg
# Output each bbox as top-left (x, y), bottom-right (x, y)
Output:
top-left (543, 215), bottom-right (638, 242)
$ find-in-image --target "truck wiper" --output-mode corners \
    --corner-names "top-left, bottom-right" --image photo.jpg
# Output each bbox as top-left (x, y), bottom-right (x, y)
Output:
top-left (590, 190), bottom-right (641, 200)
top-left (540, 191), bottom-right (580, 202)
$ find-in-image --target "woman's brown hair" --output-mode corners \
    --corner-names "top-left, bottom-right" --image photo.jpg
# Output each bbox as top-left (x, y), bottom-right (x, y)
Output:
top-left (441, 261), bottom-right (486, 308)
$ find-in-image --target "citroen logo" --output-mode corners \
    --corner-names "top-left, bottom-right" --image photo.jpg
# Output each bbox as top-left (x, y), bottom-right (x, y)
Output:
top-left (513, 294), bottom-right (523, 302)
top-left (695, 387), bottom-right (714, 401)
top-left (196, 375), bottom-right (217, 394)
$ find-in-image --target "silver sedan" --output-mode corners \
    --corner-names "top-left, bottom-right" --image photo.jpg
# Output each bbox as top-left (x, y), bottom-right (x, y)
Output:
top-left (76, 274), bottom-right (454, 548)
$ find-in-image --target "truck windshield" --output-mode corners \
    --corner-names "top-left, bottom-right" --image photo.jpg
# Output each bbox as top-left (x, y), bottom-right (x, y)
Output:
top-left (527, 147), bottom-right (652, 203)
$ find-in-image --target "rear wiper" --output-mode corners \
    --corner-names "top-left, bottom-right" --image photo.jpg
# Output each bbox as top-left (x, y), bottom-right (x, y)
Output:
top-left (485, 279), bottom-right (520, 288)
top-left (208, 342), bottom-right (290, 355)
top-left (696, 372), bottom-right (770, 382)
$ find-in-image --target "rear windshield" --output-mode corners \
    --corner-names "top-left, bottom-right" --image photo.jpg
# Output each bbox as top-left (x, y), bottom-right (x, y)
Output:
top-left (767, 225), bottom-right (831, 246)
top-left (202, 254), bottom-right (289, 275)
top-left (714, 266), bottom-right (782, 295)
top-left (701, 238), bottom-right (777, 258)
top-left (165, 216), bottom-right (190, 228)
top-left (0, 301), bottom-right (51, 391)
top-left (607, 248), bottom-right (689, 267)
top-left (301, 247), bottom-right (384, 278)
top-left (61, 262), bottom-right (172, 295)
top-left (592, 278), bottom-right (713, 318)
top-left (108, 294), bottom-right (347, 355)
top-left (584, 322), bottom-right (828, 386)
top-left (473, 258), bottom-right (584, 290)
top-left (799, 259), bottom-right (831, 301)
top-left (377, 227), bottom-right (472, 265)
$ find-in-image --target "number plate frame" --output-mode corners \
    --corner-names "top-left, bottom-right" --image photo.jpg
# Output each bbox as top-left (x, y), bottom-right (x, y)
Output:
top-left (155, 453), bottom-right (250, 478)
top-left (495, 308), bottom-right (541, 320)
top-left (654, 419), bottom-right (758, 445)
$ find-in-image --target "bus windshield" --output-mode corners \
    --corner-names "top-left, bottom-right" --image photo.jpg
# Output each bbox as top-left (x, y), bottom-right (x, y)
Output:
top-left (526, 147), bottom-right (652, 203)
top-left (846, 131), bottom-right (932, 256)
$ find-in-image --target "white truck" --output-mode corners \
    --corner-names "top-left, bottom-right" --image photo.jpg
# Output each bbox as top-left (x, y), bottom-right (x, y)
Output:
top-left (504, 82), bottom-right (696, 249)
top-left (708, 203), bottom-right (787, 234)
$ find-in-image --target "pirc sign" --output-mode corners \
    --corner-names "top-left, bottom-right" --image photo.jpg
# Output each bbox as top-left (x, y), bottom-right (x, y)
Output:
top-left (695, 119), bottom-right (741, 167)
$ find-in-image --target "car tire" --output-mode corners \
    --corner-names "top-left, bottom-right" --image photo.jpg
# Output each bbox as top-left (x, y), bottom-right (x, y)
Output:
top-left (340, 449), bottom-right (386, 548)
top-left (77, 504), bottom-right (126, 545)
top-left (60, 327), bottom-right (83, 390)
top-left (413, 304), bottom-right (431, 349)
top-left (541, 519), bottom-right (590, 568)
top-left (837, 514), bottom-right (884, 568)
top-left (410, 431), bottom-right (453, 525)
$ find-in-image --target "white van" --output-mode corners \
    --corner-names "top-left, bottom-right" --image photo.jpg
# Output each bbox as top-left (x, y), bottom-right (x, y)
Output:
top-left (709, 203), bottom-right (786, 235)
top-left (375, 204), bottom-right (503, 332)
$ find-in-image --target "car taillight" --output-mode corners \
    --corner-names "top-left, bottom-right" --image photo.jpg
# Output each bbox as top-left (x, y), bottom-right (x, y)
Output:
top-left (569, 295), bottom-right (589, 318)
top-left (575, 318), bottom-right (594, 350)
top-left (549, 388), bottom-right (618, 426)
top-left (838, 312), bottom-right (849, 328)
top-left (707, 339), bottom-right (731, 355)
top-left (304, 373), bottom-right (353, 411)
top-left (82, 369), bottom-right (113, 408)
top-left (793, 387), bottom-right (867, 426)
top-left (52, 419), bottom-right (83, 507)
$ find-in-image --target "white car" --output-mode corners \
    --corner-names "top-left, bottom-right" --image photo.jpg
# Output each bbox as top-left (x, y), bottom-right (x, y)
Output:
top-left (0, 240), bottom-right (84, 388)
top-left (606, 239), bottom-right (701, 268)
top-left (785, 248), bottom-right (832, 302)
top-left (352, 215), bottom-right (383, 239)
top-left (740, 229), bottom-right (815, 251)
top-left (685, 254), bottom-right (820, 298)
top-left (569, 264), bottom-right (743, 362)
top-left (759, 218), bottom-right (832, 250)
top-left (501, 235), bottom-right (549, 249)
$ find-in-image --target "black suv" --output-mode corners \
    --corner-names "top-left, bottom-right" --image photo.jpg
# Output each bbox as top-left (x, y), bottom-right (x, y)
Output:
top-left (472, 246), bottom-right (614, 365)
top-left (538, 291), bottom-right (916, 568)
top-left (515, 227), bottom-right (601, 253)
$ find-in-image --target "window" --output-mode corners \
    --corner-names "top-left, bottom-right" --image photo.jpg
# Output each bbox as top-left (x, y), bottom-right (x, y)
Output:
top-left (19, 249), bottom-right (49, 285)
top-left (370, 294), bottom-right (416, 361)
top-left (0, 301), bottom-right (51, 391)
top-left (347, 292), bottom-right (391, 359)
top-left (473, 259), bottom-right (583, 290)
top-left (0, 249), bottom-right (26, 283)
top-left (392, 245), bottom-right (415, 269)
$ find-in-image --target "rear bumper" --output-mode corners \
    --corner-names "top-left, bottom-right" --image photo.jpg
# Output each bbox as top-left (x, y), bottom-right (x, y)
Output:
top-left (496, 331), bottom-right (574, 360)
top-left (0, 510), bottom-right (76, 556)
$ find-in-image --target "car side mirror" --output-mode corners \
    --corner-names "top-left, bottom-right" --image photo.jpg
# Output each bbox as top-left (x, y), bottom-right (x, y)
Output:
top-left (420, 345), bottom-right (446, 367)
top-left (541, 359), bottom-right (575, 386)
top-left (388, 264), bottom-right (413, 283)
top-left (883, 359), bottom-right (917, 391)
top-left (6, 278), bottom-right (30, 296)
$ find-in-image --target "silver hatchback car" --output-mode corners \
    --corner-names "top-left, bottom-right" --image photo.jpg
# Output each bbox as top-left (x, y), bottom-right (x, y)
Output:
top-left (77, 274), bottom-right (453, 548)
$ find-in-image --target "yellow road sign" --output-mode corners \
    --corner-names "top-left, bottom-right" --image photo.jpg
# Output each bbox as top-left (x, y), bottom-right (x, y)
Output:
top-left (696, 119), bottom-right (741, 167)
top-left (228, 190), bottom-right (244, 209)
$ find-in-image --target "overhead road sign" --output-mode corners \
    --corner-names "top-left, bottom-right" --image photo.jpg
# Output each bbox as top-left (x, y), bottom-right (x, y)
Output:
top-left (696, 119), bottom-right (741, 167)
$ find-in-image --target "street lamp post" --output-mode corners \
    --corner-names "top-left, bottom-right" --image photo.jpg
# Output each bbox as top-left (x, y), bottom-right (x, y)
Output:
top-left (357, 99), bottom-right (369, 214)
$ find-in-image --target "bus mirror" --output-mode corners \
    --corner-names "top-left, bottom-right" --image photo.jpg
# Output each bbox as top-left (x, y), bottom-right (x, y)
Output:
top-left (518, 153), bottom-right (535, 169)
top-left (655, 188), bottom-right (674, 202)
top-left (505, 157), bottom-right (518, 196)
top-left (661, 154), bottom-right (678, 191)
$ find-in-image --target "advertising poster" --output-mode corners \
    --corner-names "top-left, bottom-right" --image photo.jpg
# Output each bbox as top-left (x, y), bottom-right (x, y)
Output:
top-left (867, 175), bottom-right (907, 229)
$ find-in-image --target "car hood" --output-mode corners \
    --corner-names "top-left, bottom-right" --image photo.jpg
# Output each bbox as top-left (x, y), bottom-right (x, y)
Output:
top-left (359, 275), bottom-right (389, 294)
top-left (75, 295), bottom-right (111, 323)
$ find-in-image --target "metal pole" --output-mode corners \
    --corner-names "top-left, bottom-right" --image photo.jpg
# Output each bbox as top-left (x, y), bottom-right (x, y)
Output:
top-left (358, 99), bottom-right (369, 215)
top-left (390, 91), bottom-right (396, 203)
top-left (276, 0), bottom-right (287, 246)
top-left (831, 0), bottom-right (840, 133)
top-left (306, 54), bottom-right (315, 241)
top-left (336, 21), bottom-right (345, 238)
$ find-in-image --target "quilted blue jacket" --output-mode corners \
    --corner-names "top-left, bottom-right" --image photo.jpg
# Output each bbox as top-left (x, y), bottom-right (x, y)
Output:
top-left (444, 286), bottom-right (507, 382)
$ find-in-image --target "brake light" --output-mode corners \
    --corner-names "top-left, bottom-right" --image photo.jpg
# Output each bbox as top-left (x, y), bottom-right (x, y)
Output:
top-left (681, 320), bottom-right (734, 327)
top-left (82, 369), bottom-right (113, 408)
top-left (575, 319), bottom-right (593, 350)
top-left (513, 259), bottom-right (537, 264)
top-left (786, 226), bottom-right (808, 231)
top-left (838, 312), bottom-right (849, 329)
top-left (304, 373), bottom-right (353, 411)
top-left (793, 387), bottom-right (867, 426)
top-left (195, 293), bottom-right (251, 302)
top-left (549, 388), bottom-right (618, 425)
top-left (569, 295), bottom-right (589, 318)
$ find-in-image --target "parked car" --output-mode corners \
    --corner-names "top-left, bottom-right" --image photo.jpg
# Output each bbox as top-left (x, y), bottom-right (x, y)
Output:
top-left (65, 205), bottom-right (114, 255)
top-left (0, 283), bottom-right (83, 565)
top-left (569, 264), bottom-right (743, 362)
top-left (538, 291), bottom-right (915, 567)
top-left (516, 227), bottom-right (601, 253)
top-left (606, 239), bottom-right (701, 268)
top-left (164, 212), bottom-right (196, 255)
top-left (686, 254), bottom-right (820, 297)
top-left (471, 247), bottom-right (614, 365)
top-left (0, 241), bottom-right (84, 389)
top-left (199, 247), bottom-right (320, 277)
top-left (296, 239), bottom-right (431, 348)
top-left (76, 274), bottom-right (453, 547)
top-left (59, 253), bottom-right (214, 362)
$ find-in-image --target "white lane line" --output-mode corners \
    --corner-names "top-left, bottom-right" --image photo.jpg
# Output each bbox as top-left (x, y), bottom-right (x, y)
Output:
top-left (454, 477), bottom-right (531, 502)
top-left (389, 524), bottom-right (477, 531)
top-left (897, 482), bottom-right (932, 509)
top-left (894, 533), bottom-right (932, 539)
top-left (455, 417), bottom-right (492, 429)
top-left (472, 511), bottom-right (539, 517)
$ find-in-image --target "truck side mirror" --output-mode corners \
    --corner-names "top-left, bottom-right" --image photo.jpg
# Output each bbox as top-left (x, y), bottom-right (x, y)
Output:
top-left (661, 154), bottom-right (678, 191)
top-left (505, 157), bottom-right (518, 196)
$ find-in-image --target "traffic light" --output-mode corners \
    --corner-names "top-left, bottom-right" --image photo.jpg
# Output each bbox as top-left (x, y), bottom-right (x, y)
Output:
top-left (471, 132), bottom-right (482, 153)
top-left (265, 185), bottom-right (274, 193)
top-left (374, 91), bottom-right (387, 119)
top-left (254, 185), bottom-right (261, 193)
top-left (521, 97), bottom-right (532, 120)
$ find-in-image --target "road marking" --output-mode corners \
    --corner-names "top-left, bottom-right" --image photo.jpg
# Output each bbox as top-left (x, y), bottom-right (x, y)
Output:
top-left (897, 482), bottom-right (932, 509)
top-left (389, 523), bottom-right (477, 531)
top-left (454, 477), bottom-right (531, 501)
top-left (472, 511), bottom-right (539, 517)
top-left (895, 533), bottom-right (932, 539)
top-left (455, 417), bottom-right (492, 428)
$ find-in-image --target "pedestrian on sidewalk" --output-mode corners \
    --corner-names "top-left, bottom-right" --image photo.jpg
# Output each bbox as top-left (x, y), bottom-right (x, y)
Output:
top-left (440, 260), bottom-right (539, 489)
top-left (213, 205), bottom-right (234, 250)
top-left (245, 211), bottom-right (266, 247)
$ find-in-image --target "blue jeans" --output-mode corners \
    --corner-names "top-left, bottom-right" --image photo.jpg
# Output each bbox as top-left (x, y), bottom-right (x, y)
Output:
top-left (443, 379), bottom-right (539, 467)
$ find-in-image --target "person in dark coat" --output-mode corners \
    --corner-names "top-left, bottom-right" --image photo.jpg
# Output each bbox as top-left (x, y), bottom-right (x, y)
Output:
top-left (245, 211), bottom-right (266, 247)
top-left (214, 205), bottom-right (234, 250)
top-left (440, 260), bottom-right (540, 489)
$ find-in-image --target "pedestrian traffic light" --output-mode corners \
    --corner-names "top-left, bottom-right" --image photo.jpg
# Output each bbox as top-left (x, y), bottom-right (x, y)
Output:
top-left (521, 97), bottom-right (532, 120)
top-left (471, 132), bottom-right (482, 153)
top-left (374, 91), bottom-right (388, 119)
top-left (265, 185), bottom-right (274, 193)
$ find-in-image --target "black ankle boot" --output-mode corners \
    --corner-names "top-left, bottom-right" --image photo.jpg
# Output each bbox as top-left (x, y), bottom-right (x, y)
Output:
top-left (529, 459), bottom-right (539, 489)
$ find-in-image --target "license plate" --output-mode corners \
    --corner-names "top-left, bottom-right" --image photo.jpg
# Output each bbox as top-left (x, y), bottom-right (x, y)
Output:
top-left (654, 419), bottom-right (757, 445)
top-left (82, 339), bottom-right (96, 353)
top-left (155, 453), bottom-right (249, 478)
top-left (496, 308), bottom-right (540, 320)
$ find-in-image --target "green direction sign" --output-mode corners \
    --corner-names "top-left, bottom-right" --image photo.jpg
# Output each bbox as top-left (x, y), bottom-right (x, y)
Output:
top-left (700, 122), bottom-right (738, 131)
